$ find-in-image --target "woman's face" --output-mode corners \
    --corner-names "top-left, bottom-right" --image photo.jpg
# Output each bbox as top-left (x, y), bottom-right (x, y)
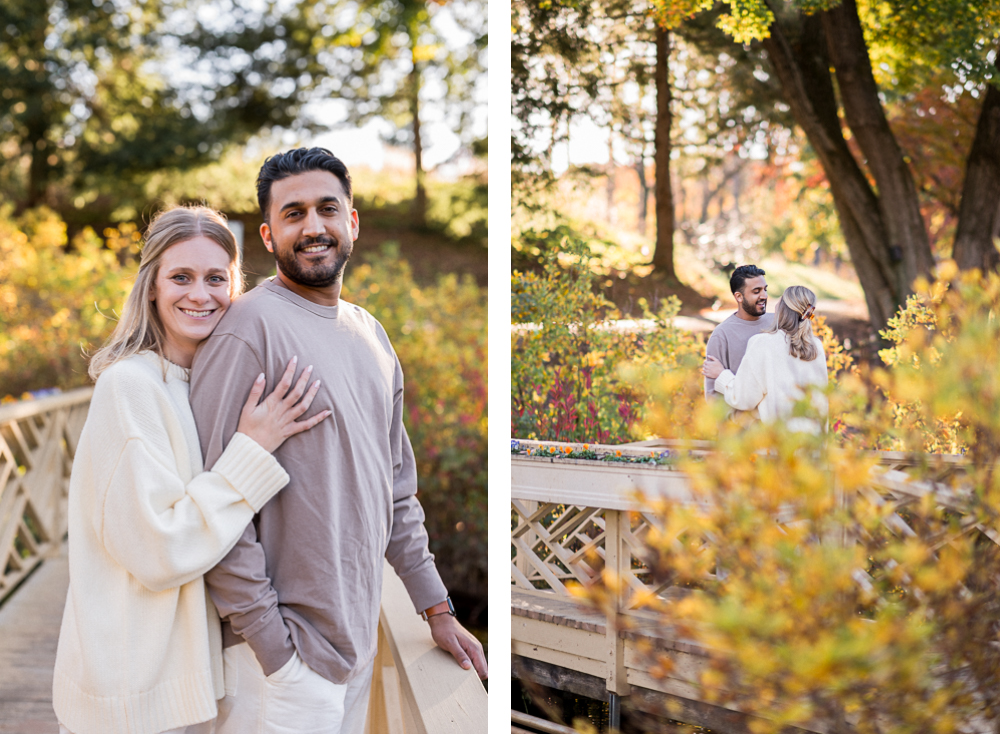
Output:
top-left (150, 236), bottom-right (233, 368)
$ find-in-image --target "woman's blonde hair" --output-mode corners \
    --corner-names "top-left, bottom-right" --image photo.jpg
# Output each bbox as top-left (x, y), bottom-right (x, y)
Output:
top-left (767, 284), bottom-right (819, 361)
top-left (88, 206), bottom-right (244, 380)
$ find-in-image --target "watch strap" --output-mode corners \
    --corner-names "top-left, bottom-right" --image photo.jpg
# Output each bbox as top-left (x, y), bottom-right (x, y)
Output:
top-left (419, 597), bottom-right (456, 621)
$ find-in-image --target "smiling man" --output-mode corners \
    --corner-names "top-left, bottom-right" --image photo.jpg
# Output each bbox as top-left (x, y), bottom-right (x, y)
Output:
top-left (189, 148), bottom-right (485, 734)
top-left (704, 264), bottom-right (775, 405)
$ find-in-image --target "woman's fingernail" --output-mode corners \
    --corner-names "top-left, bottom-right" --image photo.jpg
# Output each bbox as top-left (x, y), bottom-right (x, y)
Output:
top-left (257, 373), bottom-right (265, 383)
top-left (314, 380), bottom-right (321, 388)
top-left (292, 355), bottom-right (298, 364)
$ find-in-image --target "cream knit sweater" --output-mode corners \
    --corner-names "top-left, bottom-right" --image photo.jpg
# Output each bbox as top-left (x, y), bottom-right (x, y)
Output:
top-left (53, 351), bottom-right (289, 734)
top-left (714, 331), bottom-right (829, 432)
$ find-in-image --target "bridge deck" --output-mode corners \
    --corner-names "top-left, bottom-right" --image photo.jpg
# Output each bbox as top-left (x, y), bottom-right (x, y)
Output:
top-left (0, 550), bottom-right (67, 734)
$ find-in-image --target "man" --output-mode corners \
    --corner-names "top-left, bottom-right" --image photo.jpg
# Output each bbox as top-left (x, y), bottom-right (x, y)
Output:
top-left (704, 264), bottom-right (774, 404)
top-left (190, 147), bottom-right (486, 733)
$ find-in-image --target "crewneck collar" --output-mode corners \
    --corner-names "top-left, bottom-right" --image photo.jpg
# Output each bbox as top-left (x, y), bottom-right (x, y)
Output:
top-left (263, 276), bottom-right (342, 319)
top-left (137, 350), bottom-right (190, 382)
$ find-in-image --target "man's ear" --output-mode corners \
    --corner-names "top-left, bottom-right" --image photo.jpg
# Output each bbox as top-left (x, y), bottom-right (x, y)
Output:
top-left (261, 222), bottom-right (274, 253)
top-left (734, 290), bottom-right (743, 305)
top-left (350, 209), bottom-right (360, 242)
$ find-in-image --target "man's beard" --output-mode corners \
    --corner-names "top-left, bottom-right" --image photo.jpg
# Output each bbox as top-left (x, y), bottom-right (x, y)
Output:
top-left (740, 297), bottom-right (766, 317)
top-left (273, 235), bottom-right (352, 288)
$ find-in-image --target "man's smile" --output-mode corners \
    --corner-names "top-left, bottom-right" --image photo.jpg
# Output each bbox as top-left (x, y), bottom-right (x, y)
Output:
top-left (296, 236), bottom-right (337, 256)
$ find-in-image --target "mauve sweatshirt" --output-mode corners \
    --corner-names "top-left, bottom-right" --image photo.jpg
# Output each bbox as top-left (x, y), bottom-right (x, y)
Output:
top-left (189, 277), bottom-right (448, 685)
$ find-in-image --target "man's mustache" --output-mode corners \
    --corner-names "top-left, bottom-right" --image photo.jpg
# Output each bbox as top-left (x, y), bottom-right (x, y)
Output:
top-left (294, 236), bottom-right (338, 252)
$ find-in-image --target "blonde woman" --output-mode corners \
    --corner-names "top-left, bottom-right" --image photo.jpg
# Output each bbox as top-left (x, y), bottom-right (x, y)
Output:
top-left (701, 285), bottom-right (828, 432)
top-left (53, 206), bottom-right (331, 734)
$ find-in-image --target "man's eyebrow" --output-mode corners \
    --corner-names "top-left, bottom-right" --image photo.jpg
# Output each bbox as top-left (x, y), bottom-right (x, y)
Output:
top-left (278, 196), bottom-right (341, 213)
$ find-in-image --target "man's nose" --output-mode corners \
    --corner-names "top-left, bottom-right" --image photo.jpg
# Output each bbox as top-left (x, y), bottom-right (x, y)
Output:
top-left (302, 208), bottom-right (324, 237)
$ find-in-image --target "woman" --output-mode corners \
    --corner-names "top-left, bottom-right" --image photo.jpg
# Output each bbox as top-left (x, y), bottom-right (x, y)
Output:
top-left (52, 206), bottom-right (330, 734)
top-left (701, 284), bottom-right (828, 432)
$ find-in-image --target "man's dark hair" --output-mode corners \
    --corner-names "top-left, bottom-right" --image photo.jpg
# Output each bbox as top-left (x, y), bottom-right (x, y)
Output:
top-left (730, 264), bottom-right (766, 294)
top-left (256, 147), bottom-right (353, 221)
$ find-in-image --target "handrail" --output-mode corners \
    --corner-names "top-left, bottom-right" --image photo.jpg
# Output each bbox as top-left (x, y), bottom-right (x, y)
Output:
top-left (0, 387), bottom-right (92, 601)
top-left (370, 560), bottom-right (488, 733)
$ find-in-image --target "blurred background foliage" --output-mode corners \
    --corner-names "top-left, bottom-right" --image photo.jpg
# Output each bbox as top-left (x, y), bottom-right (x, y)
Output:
top-left (0, 0), bottom-right (487, 603)
top-left (575, 267), bottom-right (1000, 733)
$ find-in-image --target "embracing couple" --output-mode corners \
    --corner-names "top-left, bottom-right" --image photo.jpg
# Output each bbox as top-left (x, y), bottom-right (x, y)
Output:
top-left (701, 264), bottom-right (829, 432)
top-left (51, 147), bottom-right (487, 734)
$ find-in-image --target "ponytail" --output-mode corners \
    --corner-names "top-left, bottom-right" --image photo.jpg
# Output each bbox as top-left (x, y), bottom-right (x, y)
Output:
top-left (766, 285), bottom-right (818, 361)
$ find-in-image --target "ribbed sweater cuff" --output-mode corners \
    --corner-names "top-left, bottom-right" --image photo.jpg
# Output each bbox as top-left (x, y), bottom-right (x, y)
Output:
top-left (399, 564), bottom-right (449, 615)
top-left (212, 432), bottom-right (289, 512)
top-left (715, 369), bottom-right (735, 392)
top-left (243, 608), bottom-right (296, 676)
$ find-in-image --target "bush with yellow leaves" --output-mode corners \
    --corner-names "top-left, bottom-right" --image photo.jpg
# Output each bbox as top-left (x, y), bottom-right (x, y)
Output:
top-left (0, 206), bottom-right (137, 399)
top-left (577, 264), bottom-right (1000, 733)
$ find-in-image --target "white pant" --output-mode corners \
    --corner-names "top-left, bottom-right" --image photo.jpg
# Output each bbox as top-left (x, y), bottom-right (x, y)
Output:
top-left (216, 642), bottom-right (374, 734)
top-left (60, 723), bottom-right (213, 734)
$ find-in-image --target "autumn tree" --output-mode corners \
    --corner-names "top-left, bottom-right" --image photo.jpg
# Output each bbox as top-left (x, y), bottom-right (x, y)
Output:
top-left (652, 0), bottom-right (1000, 332)
top-left (512, 0), bottom-right (788, 281)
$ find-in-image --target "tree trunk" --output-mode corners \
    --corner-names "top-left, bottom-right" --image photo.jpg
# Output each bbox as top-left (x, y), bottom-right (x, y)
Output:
top-left (953, 61), bottom-right (1000, 272)
top-left (25, 122), bottom-right (49, 211)
top-left (822, 0), bottom-right (934, 288)
top-left (605, 164), bottom-right (616, 223)
top-left (409, 54), bottom-right (427, 229)
top-left (652, 26), bottom-right (677, 278)
top-left (635, 156), bottom-right (649, 235)
top-left (761, 15), bottom-right (901, 332)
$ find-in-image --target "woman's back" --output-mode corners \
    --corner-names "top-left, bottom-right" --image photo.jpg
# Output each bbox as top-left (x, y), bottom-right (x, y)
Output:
top-left (717, 331), bottom-right (828, 431)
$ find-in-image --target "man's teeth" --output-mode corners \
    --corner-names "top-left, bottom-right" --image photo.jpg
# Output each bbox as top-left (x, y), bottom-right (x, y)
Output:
top-left (302, 245), bottom-right (329, 253)
top-left (181, 309), bottom-right (213, 317)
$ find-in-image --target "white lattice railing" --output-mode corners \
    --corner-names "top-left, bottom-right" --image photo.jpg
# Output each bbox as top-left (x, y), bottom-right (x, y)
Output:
top-left (511, 438), bottom-right (975, 701)
top-left (0, 388), bottom-right (92, 602)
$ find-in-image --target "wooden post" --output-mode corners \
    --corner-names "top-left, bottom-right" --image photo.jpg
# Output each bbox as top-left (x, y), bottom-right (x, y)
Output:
top-left (603, 509), bottom-right (631, 697)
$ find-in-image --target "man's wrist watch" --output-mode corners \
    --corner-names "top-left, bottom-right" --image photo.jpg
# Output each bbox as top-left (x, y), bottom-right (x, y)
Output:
top-left (420, 597), bottom-right (456, 621)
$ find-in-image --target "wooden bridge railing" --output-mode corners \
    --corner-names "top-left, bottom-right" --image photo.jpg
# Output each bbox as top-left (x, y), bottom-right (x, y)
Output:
top-left (0, 387), bottom-right (92, 602)
top-left (510, 438), bottom-right (973, 706)
top-left (0, 391), bottom-right (486, 733)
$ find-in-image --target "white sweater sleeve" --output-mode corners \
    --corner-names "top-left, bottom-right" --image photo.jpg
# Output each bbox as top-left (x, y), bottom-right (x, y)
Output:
top-left (714, 338), bottom-right (767, 411)
top-left (91, 371), bottom-right (289, 593)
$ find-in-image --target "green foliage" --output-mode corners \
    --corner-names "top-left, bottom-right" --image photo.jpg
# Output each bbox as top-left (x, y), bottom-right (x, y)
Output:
top-left (342, 244), bottom-right (487, 596)
top-left (511, 226), bottom-right (705, 443)
top-left (0, 0), bottom-right (308, 215)
top-left (0, 206), bottom-right (136, 399)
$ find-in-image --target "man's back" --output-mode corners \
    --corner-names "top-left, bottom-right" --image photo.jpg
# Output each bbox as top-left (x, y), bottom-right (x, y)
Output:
top-left (190, 278), bottom-right (446, 685)
top-left (704, 311), bottom-right (775, 399)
